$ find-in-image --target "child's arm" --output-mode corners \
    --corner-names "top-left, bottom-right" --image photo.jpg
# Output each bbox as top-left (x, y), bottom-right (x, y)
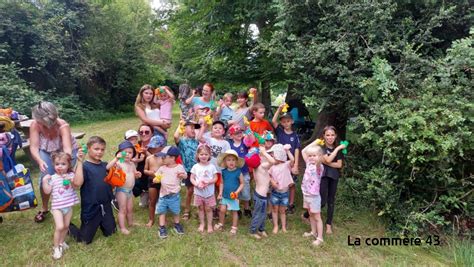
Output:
top-left (73, 149), bottom-right (85, 188)
top-left (163, 86), bottom-right (175, 101)
top-left (286, 149), bottom-right (295, 167)
top-left (322, 144), bottom-right (345, 168)
top-left (236, 173), bottom-right (245, 195)
top-left (292, 148), bottom-right (300, 175)
top-left (177, 165), bottom-right (187, 180)
top-left (173, 123), bottom-right (181, 144)
top-left (196, 121), bottom-right (208, 143)
top-left (106, 156), bottom-right (119, 170)
top-left (42, 175), bottom-right (53, 194)
top-left (214, 99), bottom-right (224, 121)
top-left (272, 104), bottom-right (284, 129)
top-left (249, 87), bottom-right (258, 105)
top-left (259, 146), bottom-right (277, 165)
top-left (209, 173), bottom-right (218, 184)
top-left (217, 178), bottom-right (223, 200)
top-left (185, 90), bottom-right (196, 105)
top-left (132, 163), bottom-right (141, 178)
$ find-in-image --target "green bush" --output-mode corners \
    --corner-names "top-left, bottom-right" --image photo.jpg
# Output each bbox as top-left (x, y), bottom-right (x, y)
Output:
top-left (347, 32), bottom-right (473, 234)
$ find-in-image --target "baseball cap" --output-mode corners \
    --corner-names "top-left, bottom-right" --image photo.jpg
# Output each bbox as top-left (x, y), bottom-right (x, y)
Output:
top-left (156, 146), bottom-right (180, 157)
top-left (184, 120), bottom-right (201, 129)
top-left (124, 130), bottom-right (139, 140)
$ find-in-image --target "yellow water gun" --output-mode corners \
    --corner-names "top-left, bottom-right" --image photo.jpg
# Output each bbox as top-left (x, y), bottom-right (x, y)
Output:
top-left (153, 172), bottom-right (163, 184)
top-left (281, 103), bottom-right (289, 113)
top-left (204, 114), bottom-right (213, 126)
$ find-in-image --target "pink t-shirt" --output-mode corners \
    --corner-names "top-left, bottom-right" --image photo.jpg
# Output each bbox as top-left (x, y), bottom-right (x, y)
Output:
top-left (158, 164), bottom-right (186, 196)
top-left (301, 163), bottom-right (324, 196)
top-left (158, 99), bottom-right (173, 121)
top-left (50, 172), bottom-right (80, 210)
top-left (268, 161), bottom-right (294, 193)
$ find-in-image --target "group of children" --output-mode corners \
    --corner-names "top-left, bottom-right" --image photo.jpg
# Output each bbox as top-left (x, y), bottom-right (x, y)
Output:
top-left (44, 85), bottom-right (346, 260)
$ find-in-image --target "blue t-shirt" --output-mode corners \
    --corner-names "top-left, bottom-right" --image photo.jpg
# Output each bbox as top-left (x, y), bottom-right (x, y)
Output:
top-left (191, 97), bottom-right (214, 110)
top-left (228, 140), bottom-right (249, 174)
top-left (219, 106), bottom-right (234, 124)
top-left (177, 137), bottom-right (199, 172)
top-left (222, 168), bottom-right (242, 199)
top-left (275, 125), bottom-right (301, 155)
top-left (80, 161), bottom-right (114, 221)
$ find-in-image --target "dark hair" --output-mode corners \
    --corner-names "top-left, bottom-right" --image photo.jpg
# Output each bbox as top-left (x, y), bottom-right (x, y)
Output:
top-left (321, 126), bottom-right (340, 145)
top-left (236, 91), bottom-right (249, 99)
top-left (87, 136), bottom-right (106, 148)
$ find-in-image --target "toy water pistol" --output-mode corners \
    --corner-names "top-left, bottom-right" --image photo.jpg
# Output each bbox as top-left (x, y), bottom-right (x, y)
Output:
top-left (81, 143), bottom-right (88, 154)
top-left (243, 116), bottom-right (250, 126)
top-left (63, 179), bottom-right (71, 187)
top-left (230, 192), bottom-right (238, 200)
top-left (178, 121), bottom-right (185, 135)
top-left (135, 143), bottom-right (141, 152)
top-left (153, 172), bottom-right (163, 184)
top-left (281, 103), bottom-right (289, 113)
top-left (209, 100), bottom-right (217, 111)
top-left (248, 91), bottom-right (254, 98)
top-left (340, 140), bottom-right (349, 155)
top-left (204, 114), bottom-right (213, 126)
top-left (315, 139), bottom-right (325, 146)
top-left (119, 151), bottom-right (126, 163)
top-left (254, 132), bottom-right (265, 145)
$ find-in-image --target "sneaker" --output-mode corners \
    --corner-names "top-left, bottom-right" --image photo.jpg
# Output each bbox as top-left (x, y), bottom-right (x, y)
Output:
top-left (174, 223), bottom-right (184, 235)
top-left (159, 226), bottom-right (168, 239)
top-left (60, 242), bottom-right (69, 250)
top-left (244, 209), bottom-right (252, 218)
top-left (287, 204), bottom-right (296, 214)
top-left (111, 199), bottom-right (119, 211)
top-left (52, 246), bottom-right (63, 260)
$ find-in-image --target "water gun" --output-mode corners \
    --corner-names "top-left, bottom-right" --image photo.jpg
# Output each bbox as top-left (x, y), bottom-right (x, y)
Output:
top-left (81, 143), bottom-right (88, 154)
top-left (204, 114), bottom-right (213, 126)
top-left (119, 151), bottom-right (126, 163)
top-left (315, 139), bottom-right (325, 146)
top-left (243, 116), bottom-right (250, 126)
top-left (340, 140), bottom-right (349, 155)
top-left (178, 121), bottom-right (185, 135)
top-left (209, 100), bottom-right (217, 111)
top-left (254, 132), bottom-right (265, 145)
top-left (248, 91), bottom-right (254, 98)
top-left (63, 179), bottom-right (71, 187)
top-left (134, 143), bottom-right (141, 152)
top-left (262, 131), bottom-right (274, 142)
top-left (230, 192), bottom-right (238, 200)
top-left (281, 103), bottom-right (289, 113)
top-left (153, 172), bottom-right (163, 184)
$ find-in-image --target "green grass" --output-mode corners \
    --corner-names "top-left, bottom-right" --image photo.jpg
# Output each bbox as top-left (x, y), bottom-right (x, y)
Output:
top-left (0, 107), bottom-right (467, 266)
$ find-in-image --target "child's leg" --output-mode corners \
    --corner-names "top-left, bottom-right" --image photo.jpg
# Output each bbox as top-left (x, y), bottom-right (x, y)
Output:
top-left (218, 204), bottom-right (227, 227)
top-left (51, 210), bottom-right (65, 247)
top-left (61, 209), bottom-right (73, 245)
top-left (197, 205), bottom-right (205, 232)
top-left (231, 210), bottom-right (239, 228)
top-left (185, 185), bottom-right (194, 214)
top-left (272, 204), bottom-right (279, 233)
top-left (126, 195), bottom-right (134, 226)
top-left (116, 191), bottom-right (130, 234)
top-left (312, 212), bottom-right (323, 241)
top-left (159, 214), bottom-right (166, 227)
top-left (147, 188), bottom-right (158, 227)
top-left (279, 206), bottom-right (287, 232)
top-left (205, 206), bottom-right (214, 233)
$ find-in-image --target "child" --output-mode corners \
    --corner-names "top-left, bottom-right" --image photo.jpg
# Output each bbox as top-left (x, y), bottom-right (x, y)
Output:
top-left (320, 126), bottom-right (346, 234)
top-left (272, 104), bottom-right (301, 214)
top-left (155, 146), bottom-right (187, 239)
top-left (267, 144), bottom-right (295, 234)
top-left (190, 144), bottom-right (218, 233)
top-left (227, 125), bottom-right (252, 217)
top-left (124, 130), bottom-right (145, 164)
top-left (249, 136), bottom-right (277, 239)
top-left (249, 103), bottom-right (274, 147)
top-left (174, 120), bottom-right (201, 221)
top-left (227, 88), bottom-right (258, 128)
top-left (42, 152), bottom-right (79, 260)
top-left (106, 141), bottom-right (141, 235)
top-left (214, 149), bottom-right (245, 234)
top-left (178, 83), bottom-right (194, 121)
top-left (143, 135), bottom-right (167, 227)
top-left (215, 93), bottom-right (234, 128)
top-left (301, 141), bottom-right (325, 246)
top-left (69, 136), bottom-right (117, 244)
top-left (155, 86), bottom-right (175, 125)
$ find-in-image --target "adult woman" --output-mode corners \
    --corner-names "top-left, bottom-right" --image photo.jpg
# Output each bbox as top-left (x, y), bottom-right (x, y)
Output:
top-left (227, 88), bottom-right (258, 128)
top-left (30, 101), bottom-right (78, 223)
top-left (185, 82), bottom-right (216, 115)
top-left (133, 124), bottom-right (154, 206)
top-left (134, 84), bottom-right (171, 137)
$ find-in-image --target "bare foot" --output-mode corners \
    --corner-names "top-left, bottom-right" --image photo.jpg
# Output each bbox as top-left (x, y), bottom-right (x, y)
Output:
top-left (258, 231), bottom-right (268, 238)
top-left (272, 227), bottom-right (278, 234)
top-left (282, 228), bottom-right (287, 233)
top-left (251, 233), bottom-right (261, 240)
top-left (198, 224), bottom-right (205, 233)
top-left (120, 228), bottom-right (130, 235)
top-left (207, 226), bottom-right (214, 234)
top-left (145, 221), bottom-right (154, 228)
top-left (326, 224), bottom-right (333, 234)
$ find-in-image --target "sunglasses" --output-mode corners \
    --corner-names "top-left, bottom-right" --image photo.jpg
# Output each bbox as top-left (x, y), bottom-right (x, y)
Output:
top-left (139, 130), bottom-right (151, 135)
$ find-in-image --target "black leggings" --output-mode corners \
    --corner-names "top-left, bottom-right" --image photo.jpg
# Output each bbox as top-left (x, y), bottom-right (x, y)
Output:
top-left (320, 176), bottom-right (339, 225)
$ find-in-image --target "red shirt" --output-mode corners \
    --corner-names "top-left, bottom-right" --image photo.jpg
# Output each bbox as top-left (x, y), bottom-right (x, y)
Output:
top-left (249, 119), bottom-right (273, 147)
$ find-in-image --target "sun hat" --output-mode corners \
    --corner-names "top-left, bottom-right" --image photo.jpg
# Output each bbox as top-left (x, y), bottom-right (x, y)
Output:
top-left (148, 134), bottom-right (166, 149)
top-left (217, 149), bottom-right (245, 168)
top-left (124, 130), bottom-right (139, 140)
top-left (116, 140), bottom-right (136, 158)
top-left (266, 144), bottom-right (287, 162)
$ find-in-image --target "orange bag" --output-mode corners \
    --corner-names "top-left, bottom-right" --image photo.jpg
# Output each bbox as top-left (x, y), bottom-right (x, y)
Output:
top-left (104, 167), bottom-right (126, 187)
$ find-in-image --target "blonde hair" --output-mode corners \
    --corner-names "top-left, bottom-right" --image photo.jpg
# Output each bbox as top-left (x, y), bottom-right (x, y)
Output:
top-left (195, 145), bottom-right (211, 163)
top-left (306, 145), bottom-right (324, 156)
top-left (223, 93), bottom-right (233, 101)
top-left (250, 102), bottom-right (265, 114)
top-left (135, 84), bottom-right (159, 111)
top-left (32, 101), bottom-right (59, 128)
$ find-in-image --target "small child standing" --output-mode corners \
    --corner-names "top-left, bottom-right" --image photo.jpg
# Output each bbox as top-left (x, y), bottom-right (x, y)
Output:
top-left (106, 141), bottom-right (141, 235)
top-left (249, 103), bottom-right (274, 147)
top-left (272, 104), bottom-right (301, 214)
top-left (301, 141), bottom-right (325, 246)
top-left (42, 152), bottom-right (79, 260)
top-left (155, 146), bottom-right (187, 239)
top-left (267, 144), bottom-right (295, 234)
top-left (214, 150), bottom-right (245, 234)
top-left (155, 86), bottom-right (175, 125)
top-left (190, 145), bottom-right (218, 233)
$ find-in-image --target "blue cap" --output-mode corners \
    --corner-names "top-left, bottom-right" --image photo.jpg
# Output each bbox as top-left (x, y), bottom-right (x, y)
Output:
top-left (156, 146), bottom-right (180, 157)
top-left (148, 134), bottom-right (166, 148)
top-left (116, 140), bottom-right (136, 158)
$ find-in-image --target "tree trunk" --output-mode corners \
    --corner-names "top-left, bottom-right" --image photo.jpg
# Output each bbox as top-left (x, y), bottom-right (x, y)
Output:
top-left (260, 80), bottom-right (271, 114)
top-left (303, 109), bottom-right (347, 146)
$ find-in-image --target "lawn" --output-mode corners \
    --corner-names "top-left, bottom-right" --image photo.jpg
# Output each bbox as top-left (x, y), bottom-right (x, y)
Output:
top-left (0, 108), bottom-right (468, 266)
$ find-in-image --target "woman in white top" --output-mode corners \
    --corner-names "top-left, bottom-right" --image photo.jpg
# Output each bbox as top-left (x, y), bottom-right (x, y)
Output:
top-left (134, 84), bottom-right (171, 137)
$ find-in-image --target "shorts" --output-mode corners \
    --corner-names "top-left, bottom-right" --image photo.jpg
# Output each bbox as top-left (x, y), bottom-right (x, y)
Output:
top-left (183, 172), bottom-right (193, 187)
top-left (157, 193), bottom-right (181, 215)
top-left (270, 190), bottom-right (289, 207)
top-left (193, 195), bottom-right (216, 208)
top-left (220, 197), bottom-right (240, 211)
top-left (53, 207), bottom-right (72, 215)
top-left (303, 195), bottom-right (321, 213)
top-left (148, 176), bottom-right (161, 190)
top-left (116, 187), bottom-right (133, 199)
top-left (239, 172), bottom-right (251, 201)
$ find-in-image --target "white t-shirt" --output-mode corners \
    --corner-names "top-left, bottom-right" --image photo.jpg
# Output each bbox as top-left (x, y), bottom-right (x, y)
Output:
top-left (145, 107), bottom-right (161, 121)
top-left (203, 132), bottom-right (231, 173)
top-left (191, 163), bottom-right (218, 198)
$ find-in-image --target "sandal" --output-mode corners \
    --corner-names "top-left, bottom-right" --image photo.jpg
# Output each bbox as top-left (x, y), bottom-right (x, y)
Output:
top-left (312, 238), bottom-right (324, 246)
top-left (34, 210), bottom-right (49, 223)
top-left (214, 223), bottom-right (223, 231)
top-left (230, 226), bottom-right (238, 235)
top-left (182, 212), bottom-right (190, 221)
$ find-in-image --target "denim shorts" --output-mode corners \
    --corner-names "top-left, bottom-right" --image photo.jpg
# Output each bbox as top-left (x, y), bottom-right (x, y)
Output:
top-left (53, 207), bottom-right (72, 215)
top-left (157, 193), bottom-right (181, 215)
top-left (220, 197), bottom-right (240, 211)
top-left (237, 172), bottom-right (251, 201)
top-left (270, 190), bottom-right (289, 207)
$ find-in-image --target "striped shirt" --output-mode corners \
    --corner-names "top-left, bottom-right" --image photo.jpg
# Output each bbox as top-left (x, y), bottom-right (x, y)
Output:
top-left (50, 172), bottom-right (80, 210)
